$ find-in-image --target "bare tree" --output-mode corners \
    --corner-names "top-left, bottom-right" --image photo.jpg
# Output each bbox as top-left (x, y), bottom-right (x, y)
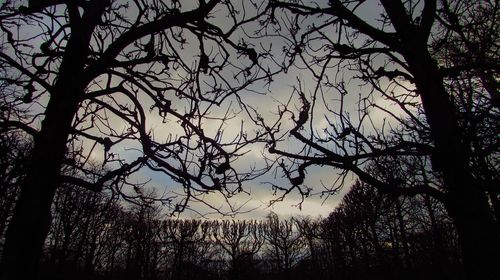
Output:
top-left (256, 1), bottom-right (499, 278)
top-left (262, 212), bottom-right (306, 279)
top-left (0, 0), bottom-right (276, 278)
top-left (44, 182), bottom-right (123, 279)
top-left (293, 216), bottom-right (323, 278)
top-left (0, 132), bottom-right (27, 248)
top-left (158, 218), bottom-right (212, 280)
top-left (0, 80), bottom-right (31, 249)
top-left (120, 204), bottom-right (161, 280)
top-left (319, 180), bottom-right (462, 280)
top-left (212, 219), bottom-right (263, 280)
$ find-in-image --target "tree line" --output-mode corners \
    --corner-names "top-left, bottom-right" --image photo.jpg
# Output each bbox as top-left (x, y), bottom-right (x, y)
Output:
top-left (0, 157), bottom-right (463, 280)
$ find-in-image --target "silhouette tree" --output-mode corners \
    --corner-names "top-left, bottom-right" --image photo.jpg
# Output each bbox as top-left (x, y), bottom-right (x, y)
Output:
top-left (0, 131), bottom-right (28, 250)
top-left (212, 220), bottom-right (264, 280)
top-left (43, 183), bottom-right (123, 279)
top-left (257, 1), bottom-right (499, 278)
top-left (120, 204), bottom-right (161, 280)
top-left (158, 219), bottom-right (212, 280)
top-left (319, 180), bottom-right (462, 280)
top-left (0, 81), bottom-right (31, 248)
top-left (293, 216), bottom-right (323, 278)
top-left (0, 0), bottom-right (275, 278)
top-left (262, 212), bottom-right (306, 280)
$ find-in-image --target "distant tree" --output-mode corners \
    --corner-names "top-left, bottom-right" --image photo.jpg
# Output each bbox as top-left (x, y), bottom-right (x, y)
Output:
top-left (293, 217), bottom-right (319, 262)
top-left (0, 131), bottom-right (28, 251)
top-left (0, 80), bottom-right (31, 249)
top-left (43, 184), bottom-right (123, 279)
top-left (293, 216), bottom-right (323, 278)
top-left (120, 204), bottom-right (161, 280)
top-left (258, 1), bottom-right (499, 278)
top-left (0, 0), bottom-right (275, 278)
top-left (97, 205), bottom-right (130, 279)
top-left (158, 219), bottom-right (212, 280)
top-left (262, 212), bottom-right (306, 280)
top-left (85, 196), bottom-right (127, 279)
top-left (212, 220), bottom-right (264, 280)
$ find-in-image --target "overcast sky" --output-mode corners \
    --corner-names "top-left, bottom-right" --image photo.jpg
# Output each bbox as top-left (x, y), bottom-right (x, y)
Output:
top-left (126, 0), bottom-right (399, 220)
top-left (4, 0), bottom-right (412, 220)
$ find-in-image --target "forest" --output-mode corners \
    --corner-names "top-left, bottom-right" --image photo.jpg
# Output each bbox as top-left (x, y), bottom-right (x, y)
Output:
top-left (0, 162), bottom-right (462, 280)
top-left (0, 0), bottom-right (498, 279)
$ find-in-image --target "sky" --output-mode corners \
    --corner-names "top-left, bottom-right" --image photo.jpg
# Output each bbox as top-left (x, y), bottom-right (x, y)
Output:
top-left (123, 0), bottom-right (396, 220)
top-left (1, 0), bottom-right (417, 220)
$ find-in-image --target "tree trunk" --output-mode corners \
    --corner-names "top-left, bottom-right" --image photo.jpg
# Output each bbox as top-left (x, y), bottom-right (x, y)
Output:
top-left (0, 3), bottom-right (106, 278)
top-left (0, 94), bottom-right (78, 279)
top-left (406, 45), bottom-right (500, 279)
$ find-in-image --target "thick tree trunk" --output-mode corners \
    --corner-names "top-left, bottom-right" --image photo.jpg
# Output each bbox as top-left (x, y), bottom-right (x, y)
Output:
top-left (406, 46), bottom-right (500, 279)
top-left (0, 3), bottom-right (105, 278)
top-left (0, 93), bottom-right (78, 279)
